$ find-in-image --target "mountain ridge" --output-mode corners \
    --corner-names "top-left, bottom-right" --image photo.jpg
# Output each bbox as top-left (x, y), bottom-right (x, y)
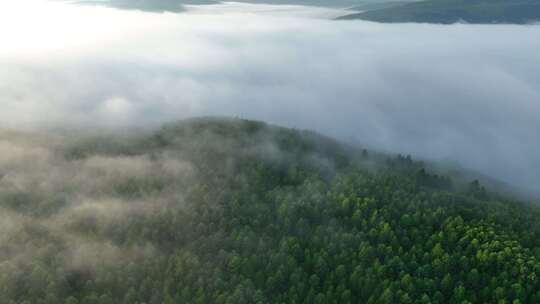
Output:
top-left (338, 0), bottom-right (540, 24)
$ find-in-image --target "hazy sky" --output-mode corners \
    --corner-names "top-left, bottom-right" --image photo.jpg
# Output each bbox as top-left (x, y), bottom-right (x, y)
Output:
top-left (1, 0), bottom-right (539, 195)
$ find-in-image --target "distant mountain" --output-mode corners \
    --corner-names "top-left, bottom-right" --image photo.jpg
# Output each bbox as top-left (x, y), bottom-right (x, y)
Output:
top-left (232, 0), bottom-right (393, 7)
top-left (338, 0), bottom-right (540, 24)
top-left (73, 0), bottom-right (414, 12)
top-left (347, 0), bottom-right (411, 11)
top-left (75, 0), bottom-right (217, 12)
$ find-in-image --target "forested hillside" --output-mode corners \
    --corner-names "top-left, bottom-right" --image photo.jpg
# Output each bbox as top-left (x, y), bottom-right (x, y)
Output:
top-left (2, 118), bottom-right (540, 303)
top-left (338, 0), bottom-right (540, 24)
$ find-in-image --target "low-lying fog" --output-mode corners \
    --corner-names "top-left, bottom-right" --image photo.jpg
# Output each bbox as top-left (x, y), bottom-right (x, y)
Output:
top-left (1, 0), bottom-right (539, 196)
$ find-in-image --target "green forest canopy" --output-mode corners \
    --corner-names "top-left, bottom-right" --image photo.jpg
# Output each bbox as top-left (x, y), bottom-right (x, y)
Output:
top-left (1, 118), bottom-right (540, 304)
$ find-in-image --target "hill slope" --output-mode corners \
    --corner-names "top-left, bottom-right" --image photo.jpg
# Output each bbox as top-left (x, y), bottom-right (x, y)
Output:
top-left (2, 118), bottom-right (540, 303)
top-left (338, 0), bottom-right (540, 24)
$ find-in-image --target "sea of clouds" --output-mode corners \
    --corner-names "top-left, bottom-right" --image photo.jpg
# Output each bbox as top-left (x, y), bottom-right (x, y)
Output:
top-left (1, 0), bottom-right (539, 196)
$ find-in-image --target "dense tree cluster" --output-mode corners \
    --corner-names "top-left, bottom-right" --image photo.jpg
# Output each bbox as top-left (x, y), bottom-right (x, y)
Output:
top-left (1, 118), bottom-right (540, 303)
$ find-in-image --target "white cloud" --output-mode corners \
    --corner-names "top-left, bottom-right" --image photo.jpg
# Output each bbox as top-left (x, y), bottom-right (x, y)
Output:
top-left (1, 1), bottom-right (540, 194)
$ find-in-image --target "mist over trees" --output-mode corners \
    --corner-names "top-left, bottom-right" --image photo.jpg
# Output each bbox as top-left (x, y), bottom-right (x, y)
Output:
top-left (2, 1), bottom-right (540, 197)
top-left (2, 1), bottom-right (540, 303)
top-left (2, 118), bottom-right (540, 304)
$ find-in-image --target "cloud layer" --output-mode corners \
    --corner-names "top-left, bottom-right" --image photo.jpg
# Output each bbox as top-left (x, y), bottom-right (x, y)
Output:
top-left (1, 1), bottom-right (539, 195)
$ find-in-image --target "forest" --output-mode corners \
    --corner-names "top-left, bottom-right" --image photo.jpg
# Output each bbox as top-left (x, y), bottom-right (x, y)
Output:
top-left (1, 118), bottom-right (540, 303)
